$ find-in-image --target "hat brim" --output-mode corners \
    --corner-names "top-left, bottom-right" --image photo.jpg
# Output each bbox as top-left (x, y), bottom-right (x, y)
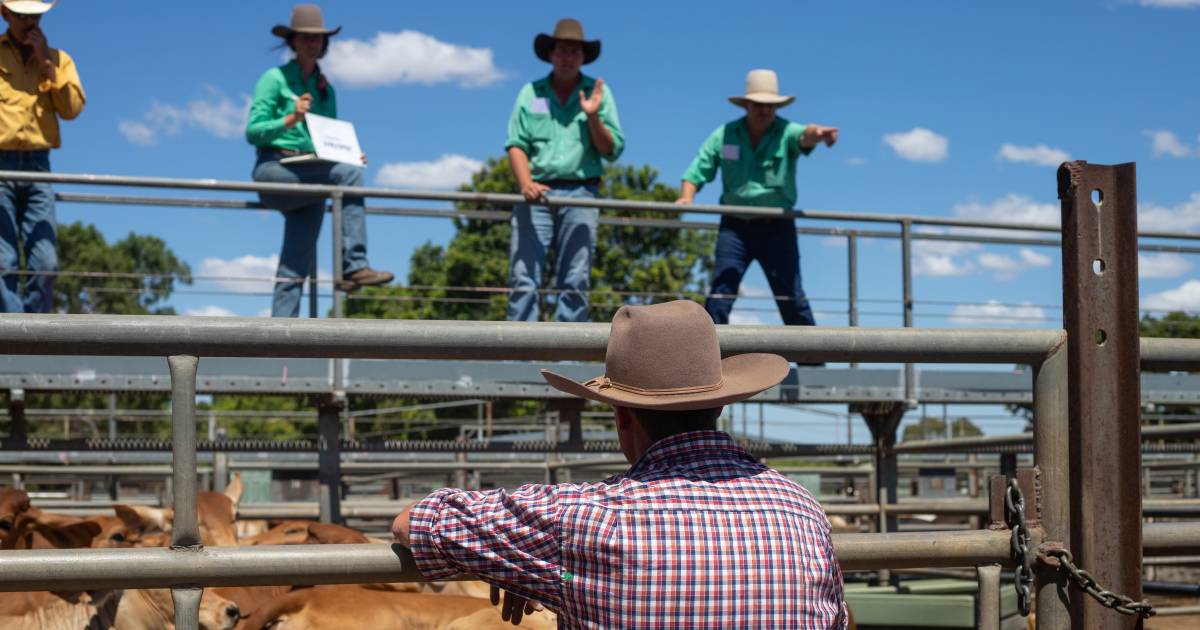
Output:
top-left (729, 94), bottom-right (795, 108)
top-left (272, 25), bottom-right (342, 38)
top-left (541, 353), bottom-right (789, 411)
top-left (3, 0), bottom-right (56, 15)
top-left (534, 33), bottom-right (601, 65)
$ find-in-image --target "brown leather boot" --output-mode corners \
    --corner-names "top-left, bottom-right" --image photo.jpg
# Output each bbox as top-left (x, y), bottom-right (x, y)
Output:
top-left (336, 267), bottom-right (394, 292)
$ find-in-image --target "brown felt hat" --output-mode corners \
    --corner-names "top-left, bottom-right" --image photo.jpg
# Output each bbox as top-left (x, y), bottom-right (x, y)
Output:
top-left (534, 18), bottom-right (601, 65)
top-left (541, 300), bottom-right (788, 411)
top-left (272, 4), bottom-right (341, 39)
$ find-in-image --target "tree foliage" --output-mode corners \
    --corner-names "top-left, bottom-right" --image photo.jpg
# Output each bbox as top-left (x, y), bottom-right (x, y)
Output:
top-left (901, 416), bottom-right (984, 442)
top-left (55, 221), bottom-right (192, 315)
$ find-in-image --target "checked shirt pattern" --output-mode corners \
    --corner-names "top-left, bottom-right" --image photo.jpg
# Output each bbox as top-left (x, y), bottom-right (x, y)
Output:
top-left (409, 430), bottom-right (847, 629)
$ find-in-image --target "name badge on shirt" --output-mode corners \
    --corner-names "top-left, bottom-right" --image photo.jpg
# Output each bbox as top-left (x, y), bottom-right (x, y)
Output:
top-left (530, 97), bottom-right (550, 114)
top-left (721, 144), bottom-right (741, 160)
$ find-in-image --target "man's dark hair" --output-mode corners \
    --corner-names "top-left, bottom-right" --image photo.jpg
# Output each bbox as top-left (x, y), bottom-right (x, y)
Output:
top-left (629, 406), bottom-right (722, 444)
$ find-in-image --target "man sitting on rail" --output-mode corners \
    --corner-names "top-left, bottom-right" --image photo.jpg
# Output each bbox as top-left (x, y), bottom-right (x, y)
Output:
top-left (677, 69), bottom-right (838, 330)
top-left (0, 0), bottom-right (85, 313)
top-left (393, 299), bottom-right (847, 628)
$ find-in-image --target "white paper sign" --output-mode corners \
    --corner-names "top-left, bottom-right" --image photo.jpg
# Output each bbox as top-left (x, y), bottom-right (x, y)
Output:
top-left (304, 113), bottom-right (364, 166)
top-left (721, 144), bottom-right (740, 160)
top-left (529, 97), bottom-right (550, 114)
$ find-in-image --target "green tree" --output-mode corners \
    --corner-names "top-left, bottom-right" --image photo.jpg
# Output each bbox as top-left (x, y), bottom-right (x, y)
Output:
top-left (348, 156), bottom-right (715, 321)
top-left (1140, 311), bottom-right (1200, 340)
top-left (902, 416), bottom-right (984, 442)
top-left (55, 222), bottom-right (192, 315)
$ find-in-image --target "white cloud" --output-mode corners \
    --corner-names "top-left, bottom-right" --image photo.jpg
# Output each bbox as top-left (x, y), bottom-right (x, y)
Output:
top-left (184, 305), bottom-right (238, 317)
top-left (1139, 253), bottom-right (1193, 279)
top-left (728, 311), bottom-right (766, 325)
top-left (255, 308), bottom-right (272, 318)
top-left (912, 236), bottom-right (978, 277)
top-left (376, 154), bottom-right (483, 189)
top-left (996, 143), bottom-right (1070, 166)
top-left (952, 194), bottom-right (1060, 227)
top-left (948, 301), bottom-right (1049, 327)
top-left (1139, 193), bottom-right (1200, 231)
top-left (1145, 130), bottom-right (1192, 158)
top-left (119, 88), bottom-right (250, 146)
top-left (883, 128), bottom-right (949, 163)
top-left (977, 248), bottom-right (1052, 280)
top-left (1140, 0), bottom-right (1200, 7)
top-left (1144, 280), bottom-right (1200, 312)
top-left (117, 121), bottom-right (157, 147)
top-left (844, 157), bottom-right (867, 166)
top-left (323, 31), bottom-right (504, 88)
top-left (197, 254), bottom-right (281, 294)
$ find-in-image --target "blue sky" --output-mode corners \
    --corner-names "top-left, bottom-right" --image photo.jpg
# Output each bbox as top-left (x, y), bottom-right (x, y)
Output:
top-left (24, 0), bottom-right (1200, 439)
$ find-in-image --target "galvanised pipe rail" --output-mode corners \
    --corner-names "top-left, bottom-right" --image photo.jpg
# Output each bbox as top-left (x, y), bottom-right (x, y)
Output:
top-left (54, 191), bottom-right (1200, 254)
top-left (0, 530), bottom-right (1013, 591)
top-left (893, 422), bottom-right (1200, 454)
top-left (0, 313), bottom-right (1067, 364)
top-left (0, 523), bottom-right (1190, 592)
top-left (7, 170), bottom-right (1199, 240)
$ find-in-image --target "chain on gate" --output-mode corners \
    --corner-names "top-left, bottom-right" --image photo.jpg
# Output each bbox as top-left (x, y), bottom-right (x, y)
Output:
top-left (1004, 478), bottom-right (1155, 619)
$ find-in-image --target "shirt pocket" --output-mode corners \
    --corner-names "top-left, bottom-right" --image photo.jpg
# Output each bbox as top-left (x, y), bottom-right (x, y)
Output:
top-left (525, 112), bottom-right (556, 145)
top-left (762, 155), bottom-right (788, 188)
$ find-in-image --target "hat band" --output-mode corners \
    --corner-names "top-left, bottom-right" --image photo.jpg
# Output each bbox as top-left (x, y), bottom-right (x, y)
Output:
top-left (585, 376), bottom-right (725, 396)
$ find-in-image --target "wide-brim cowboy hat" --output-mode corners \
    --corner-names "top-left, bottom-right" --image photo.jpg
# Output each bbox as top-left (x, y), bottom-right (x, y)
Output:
top-left (541, 300), bottom-right (788, 411)
top-left (729, 68), bottom-right (795, 108)
top-left (1, 0), bottom-right (57, 15)
top-left (534, 18), bottom-right (601, 65)
top-left (272, 4), bottom-right (341, 38)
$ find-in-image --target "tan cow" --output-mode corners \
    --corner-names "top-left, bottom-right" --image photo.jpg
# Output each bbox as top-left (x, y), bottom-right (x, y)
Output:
top-left (0, 588), bottom-right (241, 630)
top-left (241, 585), bottom-right (555, 630)
top-left (0, 487), bottom-right (31, 542)
top-left (0, 511), bottom-right (241, 629)
top-left (241, 520), bottom-right (370, 546)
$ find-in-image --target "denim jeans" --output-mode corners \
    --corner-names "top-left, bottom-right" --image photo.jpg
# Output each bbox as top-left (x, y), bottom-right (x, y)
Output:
top-left (704, 216), bottom-right (816, 326)
top-left (252, 150), bottom-right (370, 318)
top-left (507, 183), bottom-right (598, 322)
top-left (0, 150), bottom-right (56, 313)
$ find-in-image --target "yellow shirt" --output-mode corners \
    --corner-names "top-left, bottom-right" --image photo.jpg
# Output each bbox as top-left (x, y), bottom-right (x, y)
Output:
top-left (0, 34), bottom-right (85, 151)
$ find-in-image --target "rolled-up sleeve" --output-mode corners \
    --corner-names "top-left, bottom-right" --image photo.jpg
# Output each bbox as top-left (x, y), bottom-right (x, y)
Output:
top-left (408, 484), bottom-right (564, 609)
top-left (682, 126), bottom-right (723, 190)
top-left (599, 83), bottom-right (624, 161)
top-left (504, 86), bottom-right (531, 154)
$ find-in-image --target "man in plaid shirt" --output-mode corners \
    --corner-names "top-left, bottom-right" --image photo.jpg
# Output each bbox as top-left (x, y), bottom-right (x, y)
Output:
top-left (393, 300), bottom-right (847, 629)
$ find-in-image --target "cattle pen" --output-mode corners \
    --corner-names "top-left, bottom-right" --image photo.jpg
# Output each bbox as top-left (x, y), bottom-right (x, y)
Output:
top-left (0, 161), bottom-right (1198, 629)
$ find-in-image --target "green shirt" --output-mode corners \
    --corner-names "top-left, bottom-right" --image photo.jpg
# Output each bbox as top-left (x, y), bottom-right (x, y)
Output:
top-left (682, 116), bottom-right (812, 208)
top-left (505, 73), bottom-right (624, 182)
top-left (245, 60), bottom-right (338, 152)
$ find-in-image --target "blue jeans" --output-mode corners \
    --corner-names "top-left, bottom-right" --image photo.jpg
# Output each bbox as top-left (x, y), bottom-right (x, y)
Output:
top-left (705, 216), bottom-right (816, 326)
top-left (0, 151), bottom-right (56, 313)
top-left (252, 151), bottom-right (370, 318)
top-left (507, 183), bottom-right (598, 322)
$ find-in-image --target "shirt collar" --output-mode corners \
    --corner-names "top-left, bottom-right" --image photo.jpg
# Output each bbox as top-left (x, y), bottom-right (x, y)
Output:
top-left (629, 430), bottom-right (757, 471)
top-left (535, 72), bottom-right (593, 108)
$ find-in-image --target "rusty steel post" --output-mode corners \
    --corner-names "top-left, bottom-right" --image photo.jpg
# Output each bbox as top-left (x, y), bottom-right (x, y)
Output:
top-left (1058, 161), bottom-right (1142, 630)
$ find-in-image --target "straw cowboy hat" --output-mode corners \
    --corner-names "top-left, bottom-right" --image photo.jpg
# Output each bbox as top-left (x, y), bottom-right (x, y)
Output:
top-left (272, 4), bottom-right (341, 39)
top-left (541, 300), bottom-right (788, 411)
top-left (534, 18), bottom-right (601, 65)
top-left (1, 0), bottom-right (56, 14)
top-left (729, 69), bottom-right (795, 108)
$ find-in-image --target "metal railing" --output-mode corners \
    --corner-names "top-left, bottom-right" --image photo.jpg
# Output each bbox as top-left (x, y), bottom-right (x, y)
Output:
top-left (0, 313), bottom-right (1198, 628)
top-left (3, 163), bottom-right (1200, 629)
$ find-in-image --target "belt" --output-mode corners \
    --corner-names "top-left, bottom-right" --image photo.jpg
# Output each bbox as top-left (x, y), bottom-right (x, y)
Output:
top-left (536, 177), bottom-right (600, 188)
top-left (259, 147), bottom-right (306, 158)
